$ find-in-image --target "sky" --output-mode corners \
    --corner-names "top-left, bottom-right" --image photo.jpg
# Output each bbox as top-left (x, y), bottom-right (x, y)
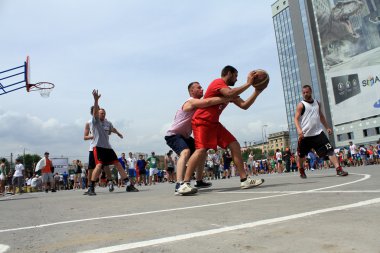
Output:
top-left (0, 0), bottom-right (287, 161)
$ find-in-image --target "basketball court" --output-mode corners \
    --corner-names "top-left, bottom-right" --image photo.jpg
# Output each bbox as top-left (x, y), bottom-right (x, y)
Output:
top-left (0, 166), bottom-right (379, 253)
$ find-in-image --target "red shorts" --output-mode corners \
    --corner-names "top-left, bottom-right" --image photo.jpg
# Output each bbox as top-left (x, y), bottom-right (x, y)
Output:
top-left (192, 120), bottom-right (236, 150)
top-left (93, 146), bottom-right (119, 166)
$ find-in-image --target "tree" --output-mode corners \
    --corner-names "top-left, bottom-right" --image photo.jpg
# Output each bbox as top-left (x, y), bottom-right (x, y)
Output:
top-left (16, 154), bottom-right (41, 177)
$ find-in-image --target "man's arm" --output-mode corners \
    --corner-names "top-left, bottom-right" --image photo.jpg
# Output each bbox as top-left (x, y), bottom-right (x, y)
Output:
top-left (294, 102), bottom-right (304, 139)
top-left (111, 127), bottom-right (123, 139)
top-left (318, 102), bottom-right (332, 135)
top-left (183, 96), bottom-right (233, 112)
top-left (219, 71), bottom-right (257, 98)
top-left (84, 122), bottom-right (93, 141)
top-left (92, 90), bottom-right (100, 119)
top-left (232, 88), bottom-right (264, 110)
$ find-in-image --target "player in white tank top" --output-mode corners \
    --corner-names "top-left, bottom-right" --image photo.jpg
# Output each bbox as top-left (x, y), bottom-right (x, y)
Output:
top-left (294, 85), bottom-right (348, 178)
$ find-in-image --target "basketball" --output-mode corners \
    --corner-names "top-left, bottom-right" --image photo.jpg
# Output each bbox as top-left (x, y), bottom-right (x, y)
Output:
top-left (252, 69), bottom-right (269, 90)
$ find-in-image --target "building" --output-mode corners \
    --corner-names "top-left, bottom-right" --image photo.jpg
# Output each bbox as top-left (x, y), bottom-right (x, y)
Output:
top-left (272, 0), bottom-right (380, 149)
top-left (267, 131), bottom-right (290, 152)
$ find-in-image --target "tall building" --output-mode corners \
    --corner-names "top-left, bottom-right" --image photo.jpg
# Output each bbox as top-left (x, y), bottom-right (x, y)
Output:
top-left (272, 0), bottom-right (380, 150)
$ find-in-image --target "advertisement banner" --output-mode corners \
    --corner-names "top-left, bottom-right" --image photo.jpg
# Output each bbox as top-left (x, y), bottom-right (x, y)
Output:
top-left (313, 0), bottom-right (380, 125)
top-left (51, 158), bottom-right (69, 174)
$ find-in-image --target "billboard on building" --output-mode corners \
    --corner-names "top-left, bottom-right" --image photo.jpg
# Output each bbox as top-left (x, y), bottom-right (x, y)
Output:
top-left (313, 0), bottom-right (380, 125)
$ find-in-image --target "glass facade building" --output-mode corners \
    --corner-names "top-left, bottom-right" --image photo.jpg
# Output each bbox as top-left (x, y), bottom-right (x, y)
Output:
top-left (272, 0), bottom-right (380, 149)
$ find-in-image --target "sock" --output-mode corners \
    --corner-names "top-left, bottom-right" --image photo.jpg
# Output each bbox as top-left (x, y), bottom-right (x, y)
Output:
top-left (240, 178), bottom-right (247, 182)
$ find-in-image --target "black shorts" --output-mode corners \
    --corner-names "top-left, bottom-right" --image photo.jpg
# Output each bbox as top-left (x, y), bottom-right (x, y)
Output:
top-left (298, 132), bottom-right (334, 158)
top-left (165, 135), bottom-right (195, 156)
top-left (93, 147), bottom-right (119, 166)
top-left (167, 167), bottom-right (174, 173)
top-left (88, 151), bottom-right (95, 170)
top-left (139, 169), bottom-right (147, 175)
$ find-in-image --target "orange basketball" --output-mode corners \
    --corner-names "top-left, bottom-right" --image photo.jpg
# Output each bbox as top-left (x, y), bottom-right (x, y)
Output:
top-left (252, 69), bottom-right (269, 90)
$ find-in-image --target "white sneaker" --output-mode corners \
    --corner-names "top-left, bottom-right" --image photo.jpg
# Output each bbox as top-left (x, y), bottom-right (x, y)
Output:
top-left (177, 182), bottom-right (198, 195)
top-left (240, 177), bottom-right (264, 189)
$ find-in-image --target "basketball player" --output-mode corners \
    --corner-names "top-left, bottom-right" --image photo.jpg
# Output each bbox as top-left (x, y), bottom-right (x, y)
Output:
top-left (87, 90), bottom-right (129, 196)
top-left (165, 81), bottom-right (234, 195)
top-left (294, 85), bottom-right (348, 178)
top-left (181, 66), bottom-right (266, 194)
top-left (84, 106), bottom-right (122, 194)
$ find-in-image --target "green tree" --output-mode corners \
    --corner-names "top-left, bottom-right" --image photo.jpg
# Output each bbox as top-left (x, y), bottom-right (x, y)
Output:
top-left (16, 154), bottom-right (41, 177)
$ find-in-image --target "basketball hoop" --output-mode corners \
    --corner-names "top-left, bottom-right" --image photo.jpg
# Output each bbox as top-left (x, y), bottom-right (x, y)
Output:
top-left (27, 82), bottom-right (55, 98)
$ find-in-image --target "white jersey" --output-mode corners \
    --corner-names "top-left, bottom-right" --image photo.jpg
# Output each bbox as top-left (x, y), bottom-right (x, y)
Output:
top-left (127, 157), bottom-right (137, 171)
top-left (300, 100), bottom-right (323, 137)
top-left (349, 144), bottom-right (357, 155)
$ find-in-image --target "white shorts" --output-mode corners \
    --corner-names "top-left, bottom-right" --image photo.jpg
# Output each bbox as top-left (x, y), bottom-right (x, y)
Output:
top-left (149, 168), bottom-right (158, 176)
top-left (0, 174), bottom-right (4, 180)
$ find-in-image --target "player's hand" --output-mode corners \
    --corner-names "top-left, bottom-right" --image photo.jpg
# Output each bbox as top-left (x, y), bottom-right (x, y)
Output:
top-left (327, 128), bottom-right (333, 135)
top-left (118, 133), bottom-right (123, 139)
top-left (247, 71), bottom-right (258, 85)
top-left (298, 132), bottom-right (304, 140)
top-left (92, 89), bottom-right (101, 100)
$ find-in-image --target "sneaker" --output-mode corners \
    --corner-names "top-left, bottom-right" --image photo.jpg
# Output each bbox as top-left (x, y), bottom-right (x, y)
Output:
top-left (194, 180), bottom-right (212, 188)
top-left (45, 189), bottom-right (48, 193)
top-left (83, 189), bottom-right (90, 195)
top-left (126, 185), bottom-right (131, 192)
top-left (129, 185), bottom-right (139, 192)
top-left (108, 181), bottom-right (114, 192)
top-left (88, 188), bottom-right (96, 196)
top-left (174, 182), bottom-right (181, 195)
top-left (240, 177), bottom-right (264, 189)
top-left (299, 168), bottom-right (307, 179)
top-left (336, 167), bottom-right (348, 176)
top-left (177, 182), bottom-right (198, 195)
top-left (51, 189), bottom-right (56, 192)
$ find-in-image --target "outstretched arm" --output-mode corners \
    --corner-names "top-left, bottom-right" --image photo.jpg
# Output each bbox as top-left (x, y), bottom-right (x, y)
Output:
top-left (233, 88), bottom-right (264, 110)
top-left (111, 127), bottom-right (123, 139)
top-left (219, 71), bottom-right (257, 98)
top-left (183, 96), bottom-right (233, 112)
top-left (92, 89), bottom-right (100, 119)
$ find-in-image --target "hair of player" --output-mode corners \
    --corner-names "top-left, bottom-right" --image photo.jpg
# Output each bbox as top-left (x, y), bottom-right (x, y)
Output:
top-left (221, 65), bottom-right (237, 77)
top-left (302, 85), bottom-right (312, 91)
top-left (188, 81), bottom-right (199, 92)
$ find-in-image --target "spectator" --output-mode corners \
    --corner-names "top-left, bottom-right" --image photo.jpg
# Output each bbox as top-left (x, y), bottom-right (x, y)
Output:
top-left (13, 158), bottom-right (25, 195)
top-left (0, 158), bottom-right (6, 196)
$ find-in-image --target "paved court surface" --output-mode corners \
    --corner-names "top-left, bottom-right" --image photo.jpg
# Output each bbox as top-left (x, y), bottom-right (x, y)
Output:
top-left (1, 165), bottom-right (380, 253)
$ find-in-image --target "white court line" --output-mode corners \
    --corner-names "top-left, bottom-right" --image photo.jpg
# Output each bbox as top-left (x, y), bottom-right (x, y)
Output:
top-left (218, 190), bottom-right (380, 194)
top-left (0, 173), bottom-right (370, 233)
top-left (0, 244), bottom-right (9, 253)
top-left (78, 197), bottom-right (380, 253)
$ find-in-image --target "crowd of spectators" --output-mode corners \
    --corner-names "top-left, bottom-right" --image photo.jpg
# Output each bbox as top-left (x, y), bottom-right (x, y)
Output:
top-left (1, 140), bottom-right (379, 196)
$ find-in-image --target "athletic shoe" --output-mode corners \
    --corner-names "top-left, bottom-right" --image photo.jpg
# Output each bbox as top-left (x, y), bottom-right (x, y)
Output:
top-left (51, 189), bottom-right (56, 192)
top-left (83, 189), bottom-right (90, 195)
top-left (194, 180), bottom-right (212, 188)
top-left (129, 185), bottom-right (139, 192)
top-left (240, 177), bottom-right (264, 189)
top-left (174, 182), bottom-right (181, 195)
top-left (45, 189), bottom-right (48, 193)
top-left (108, 181), bottom-right (114, 192)
top-left (88, 189), bottom-right (96, 196)
top-left (299, 168), bottom-right (307, 179)
top-left (336, 167), bottom-right (348, 176)
top-left (177, 182), bottom-right (198, 195)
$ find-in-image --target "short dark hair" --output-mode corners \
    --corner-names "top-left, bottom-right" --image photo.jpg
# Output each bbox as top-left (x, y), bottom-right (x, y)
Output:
top-left (221, 65), bottom-right (237, 77)
top-left (302, 85), bottom-right (312, 91)
top-left (0, 158), bottom-right (5, 163)
top-left (187, 82), bottom-right (199, 92)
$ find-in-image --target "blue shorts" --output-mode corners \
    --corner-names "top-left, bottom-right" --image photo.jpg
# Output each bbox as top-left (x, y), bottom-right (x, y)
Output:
top-left (165, 135), bottom-right (195, 156)
top-left (128, 169), bottom-right (136, 178)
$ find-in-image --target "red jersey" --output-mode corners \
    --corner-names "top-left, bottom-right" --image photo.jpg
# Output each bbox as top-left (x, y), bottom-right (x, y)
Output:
top-left (193, 78), bottom-right (229, 123)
